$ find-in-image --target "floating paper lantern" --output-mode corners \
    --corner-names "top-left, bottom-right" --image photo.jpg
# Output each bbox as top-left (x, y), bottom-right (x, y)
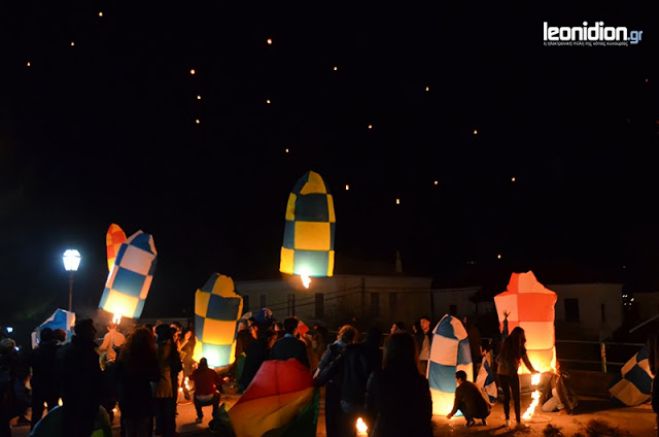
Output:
top-left (228, 359), bottom-right (316, 437)
top-left (427, 314), bottom-right (473, 415)
top-left (98, 230), bottom-right (157, 320)
top-left (494, 271), bottom-right (557, 373)
top-left (193, 274), bottom-right (243, 368)
top-left (609, 346), bottom-right (653, 406)
top-left (106, 223), bottom-right (127, 271)
top-left (280, 171), bottom-right (335, 285)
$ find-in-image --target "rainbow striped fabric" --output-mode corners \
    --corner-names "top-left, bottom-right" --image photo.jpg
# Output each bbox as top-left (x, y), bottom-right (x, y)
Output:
top-left (280, 171), bottom-right (336, 278)
top-left (229, 359), bottom-right (316, 437)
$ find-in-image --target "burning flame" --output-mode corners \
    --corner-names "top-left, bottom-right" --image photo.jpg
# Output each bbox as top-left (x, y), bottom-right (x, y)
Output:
top-left (58, 398), bottom-right (63, 407)
top-left (112, 312), bottom-right (122, 324)
top-left (184, 377), bottom-right (192, 391)
top-left (522, 373), bottom-right (542, 421)
top-left (356, 417), bottom-right (368, 435)
top-left (301, 274), bottom-right (311, 289)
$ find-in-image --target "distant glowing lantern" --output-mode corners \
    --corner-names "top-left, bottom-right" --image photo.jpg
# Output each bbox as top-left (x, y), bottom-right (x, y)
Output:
top-left (190, 68), bottom-right (196, 75)
top-left (425, 85), bottom-right (430, 92)
top-left (333, 66), bottom-right (338, 71)
top-left (395, 198), bottom-right (400, 205)
top-left (433, 180), bottom-right (439, 186)
top-left (266, 38), bottom-right (273, 45)
top-left (497, 253), bottom-right (502, 260)
top-left (196, 95), bottom-right (202, 100)
top-left (280, 171), bottom-right (336, 287)
top-left (195, 118), bottom-right (201, 125)
top-left (345, 184), bottom-right (350, 191)
top-left (266, 99), bottom-right (271, 104)
top-left (494, 271), bottom-right (557, 373)
top-left (473, 129), bottom-right (478, 135)
top-left (106, 224), bottom-right (127, 271)
top-left (70, 41), bottom-right (75, 47)
top-left (427, 314), bottom-right (473, 415)
top-left (367, 123), bottom-right (373, 129)
top-left (193, 274), bottom-right (243, 368)
top-left (99, 230), bottom-right (157, 321)
top-left (511, 176), bottom-right (516, 183)
top-left (98, 11), bottom-right (104, 17)
top-left (26, 61), bottom-right (31, 67)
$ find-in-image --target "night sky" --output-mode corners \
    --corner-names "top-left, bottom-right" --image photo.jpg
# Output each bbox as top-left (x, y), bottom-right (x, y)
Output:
top-left (0, 3), bottom-right (656, 327)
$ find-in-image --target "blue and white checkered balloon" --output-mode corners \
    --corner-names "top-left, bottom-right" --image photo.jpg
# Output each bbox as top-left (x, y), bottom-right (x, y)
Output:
top-left (609, 346), bottom-right (654, 406)
top-left (428, 314), bottom-right (473, 415)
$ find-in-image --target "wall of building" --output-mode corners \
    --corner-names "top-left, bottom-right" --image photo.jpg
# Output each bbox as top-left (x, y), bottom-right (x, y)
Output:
top-left (235, 274), bottom-right (433, 329)
top-left (635, 292), bottom-right (659, 321)
top-left (549, 283), bottom-right (623, 339)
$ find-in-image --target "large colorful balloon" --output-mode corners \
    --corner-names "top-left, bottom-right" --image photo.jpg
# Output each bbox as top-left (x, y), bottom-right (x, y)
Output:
top-left (106, 223), bottom-right (127, 271)
top-left (228, 359), bottom-right (316, 437)
top-left (98, 230), bottom-right (157, 320)
top-left (609, 346), bottom-right (654, 406)
top-left (427, 314), bottom-right (473, 415)
top-left (280, 171), bottom-right (335, 283)
top-left (193, 274), bottom-right (243, 368)
top-left (494, 271), bottom-right (557, 373)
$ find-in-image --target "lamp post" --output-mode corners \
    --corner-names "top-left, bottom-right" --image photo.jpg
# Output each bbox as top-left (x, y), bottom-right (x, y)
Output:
top-left (62, 249), bottom-right (81, 311)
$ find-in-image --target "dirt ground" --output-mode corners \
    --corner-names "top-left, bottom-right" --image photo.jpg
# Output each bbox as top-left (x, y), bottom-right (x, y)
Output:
top-left (10, 393), bottom-right (657, 436)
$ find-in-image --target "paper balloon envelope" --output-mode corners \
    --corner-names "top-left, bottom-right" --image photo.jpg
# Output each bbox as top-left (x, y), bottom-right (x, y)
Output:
top-left (106, 223), bottom-right (127, 271)
top-left (609, 346), bottom-right (653, 406)
top-left (228, 359), bottom-right (315, 437)
top-left (494, 271), bottom-right (557, 373)
top-left (98, 230), bottom-right (157, 320)
top-left (427, 314), bottom-right (473, 415)
top-left (280, 171), bottom-right (335, 280)
top-left (193, 274), bottom-right (243, 368)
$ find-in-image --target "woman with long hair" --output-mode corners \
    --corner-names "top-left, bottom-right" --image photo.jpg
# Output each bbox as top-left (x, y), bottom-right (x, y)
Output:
top-left (365, 332), bottom-right (432, 437)
top-left (496, 326), bottom-right (538, 429)
top-left (116, 327), bottom-right (160, 437)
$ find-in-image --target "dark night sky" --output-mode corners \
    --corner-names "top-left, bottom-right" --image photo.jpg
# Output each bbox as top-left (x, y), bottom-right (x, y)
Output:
top-left (0, 3), bottom-right (657, 326)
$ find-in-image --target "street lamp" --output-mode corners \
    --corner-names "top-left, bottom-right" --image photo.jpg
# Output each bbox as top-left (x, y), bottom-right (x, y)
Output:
top-left (62, 249), bottom-right (81, 311)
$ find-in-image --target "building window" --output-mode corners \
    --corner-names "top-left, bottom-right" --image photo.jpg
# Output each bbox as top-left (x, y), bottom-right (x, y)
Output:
top-left (287, 293), bottom-right (296, 316)
top-left (259, 294), bottom-right (267, 309)
top-left (315, 293), bottom-right (325, 319)
top-left (449, 304), bottom-right (457, 316)
top-left (565, 298), bottom-right (580, 322)
top-left (600, 303), bottom-right (606, 323)
top-left (370, 292), bottom-right (380, 318)
top-left (389, 292), bottom-right (397, 316)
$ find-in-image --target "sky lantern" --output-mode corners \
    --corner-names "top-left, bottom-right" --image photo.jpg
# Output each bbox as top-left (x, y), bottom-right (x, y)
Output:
top-left (427, 314), bottom-right (473, 415)
top-left (193, 273), bottom-right (243, 368)
top-left (99, 230), bottom-right (157, 323)
top-left (106, 223), bottom-right (127, 271)
top-left (609, 346), bottom-right (654, 406)
top-left (280, 170), bottom-right (335, 288)
top-left (494, 271), bottom-right (557, 373)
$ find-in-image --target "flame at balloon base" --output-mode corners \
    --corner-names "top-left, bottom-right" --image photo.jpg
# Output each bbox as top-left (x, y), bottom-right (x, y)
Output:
top-left (301, 274), bottom-right (311, 289)
top-left (522, 373), bottom-right (542, 421)
top-left (356, 417), bottom-right (368, 436)
top-left (112, 312), bottom-right (122, 324)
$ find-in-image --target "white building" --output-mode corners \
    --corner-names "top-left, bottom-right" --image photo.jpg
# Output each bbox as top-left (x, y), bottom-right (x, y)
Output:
top-left (235, 274), bottom-right (433, 329)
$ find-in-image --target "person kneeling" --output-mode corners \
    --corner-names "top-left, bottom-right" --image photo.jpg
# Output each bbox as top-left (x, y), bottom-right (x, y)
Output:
top-left (191, 358), bottom-right (222, 424)
top-left (446, 371), bottom-right (490, 427)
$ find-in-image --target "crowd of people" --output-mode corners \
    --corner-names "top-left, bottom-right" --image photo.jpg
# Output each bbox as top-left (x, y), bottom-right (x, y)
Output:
top-left (2, 313), bottom-right (657, 437)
